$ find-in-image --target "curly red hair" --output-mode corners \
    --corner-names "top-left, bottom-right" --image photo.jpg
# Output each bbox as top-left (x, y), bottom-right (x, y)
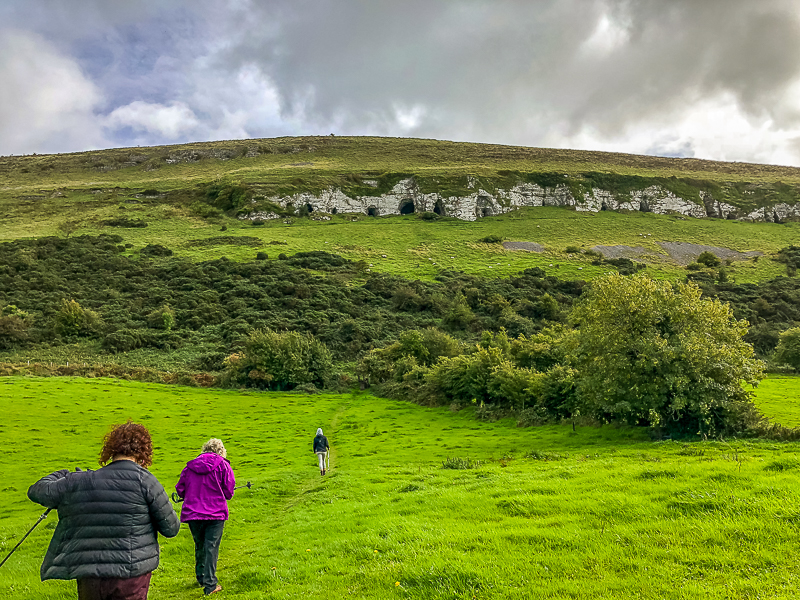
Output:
top-left (99, 421), bottom-right (154, 467)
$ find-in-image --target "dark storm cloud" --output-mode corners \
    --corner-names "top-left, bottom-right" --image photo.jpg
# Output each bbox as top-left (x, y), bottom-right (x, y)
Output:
top-left (221, 0), bottom-right (800, 144)
top-left (2, 0), bottom-right (800, 163)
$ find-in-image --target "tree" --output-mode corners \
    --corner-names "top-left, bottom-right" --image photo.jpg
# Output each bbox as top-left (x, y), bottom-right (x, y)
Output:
top-left (53, 299), bottom-right (102, 337)
top-left (570, 274), bottom-right (764, 436)
top-left (775, 328), bottom-right (800, 371)
top-left (225, 329), bottom-right (332, 390)
top-left (0, 304), bottom-right (33, 349)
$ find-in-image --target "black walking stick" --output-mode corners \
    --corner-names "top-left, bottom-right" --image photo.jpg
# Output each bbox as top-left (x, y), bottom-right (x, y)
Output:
top-left (0, 508), bottom-right (52, 569)
top-left (171, 481), bottom-right (252, 504)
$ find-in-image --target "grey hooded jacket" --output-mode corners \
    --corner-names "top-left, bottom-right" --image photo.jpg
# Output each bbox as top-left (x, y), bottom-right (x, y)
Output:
top-left (27, 460), bottom-right (180, 581)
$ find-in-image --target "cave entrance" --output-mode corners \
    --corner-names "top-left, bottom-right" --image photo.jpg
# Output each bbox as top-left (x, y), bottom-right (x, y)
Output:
top-left (399, 199), bottom-right (415, 215)
top-left (305, 203), bottom-right (314, 213)
top-left (639, 201), bottom-right (650, 213)
top-left (433, 200), bottom-right (445, 216)
top-left (481, 207), bottom-right (494, 218)
top-left (331, 207), bottom-right (338, 215)
top-left (367, 206), bottom-right (379, 217)
top-left (600, 201), bottom-right (608, 211)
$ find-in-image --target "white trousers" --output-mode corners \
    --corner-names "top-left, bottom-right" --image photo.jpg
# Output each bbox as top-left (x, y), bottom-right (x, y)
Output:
top-left (316, 451), bottom-right (329, 470)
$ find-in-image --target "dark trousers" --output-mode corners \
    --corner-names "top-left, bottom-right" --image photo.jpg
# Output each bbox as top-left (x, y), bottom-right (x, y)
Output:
top-left (77, 572), bottom-right (151, 600)
top-left (188, 520), bottom-right (225, 594)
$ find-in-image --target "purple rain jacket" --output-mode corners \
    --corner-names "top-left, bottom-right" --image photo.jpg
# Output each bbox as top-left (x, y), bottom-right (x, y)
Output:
top-left (175, 452), bottom-right (236, 522)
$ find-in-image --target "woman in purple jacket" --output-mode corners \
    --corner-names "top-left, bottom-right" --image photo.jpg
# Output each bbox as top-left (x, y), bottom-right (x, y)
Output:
top-left (175, 438), bottom-right (235, 596)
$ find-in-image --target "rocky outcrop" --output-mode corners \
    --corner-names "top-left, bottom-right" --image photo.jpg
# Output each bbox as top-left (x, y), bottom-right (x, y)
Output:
top-left (239, 178), bottom-right (799, 223)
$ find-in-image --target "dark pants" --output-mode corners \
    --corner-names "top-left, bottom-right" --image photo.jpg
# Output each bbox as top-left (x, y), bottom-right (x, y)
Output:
top-left (77, 572), bottom-right (151, 600)
top-left (188, 520), bottom-right (225, 594)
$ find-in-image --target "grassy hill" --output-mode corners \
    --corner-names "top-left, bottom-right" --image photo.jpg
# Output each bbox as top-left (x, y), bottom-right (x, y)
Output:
top-left (1, 136), bottom-right (799, 284)
top-left (2, 376), bottom-right (800, 599)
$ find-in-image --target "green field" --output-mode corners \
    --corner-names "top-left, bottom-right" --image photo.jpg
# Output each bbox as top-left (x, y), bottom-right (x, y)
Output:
top-left (1, 376), bottom-right (800, 599)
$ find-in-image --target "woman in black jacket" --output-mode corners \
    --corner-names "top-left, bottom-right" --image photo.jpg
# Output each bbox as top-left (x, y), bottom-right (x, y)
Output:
top-left (28, 420), bottom-right (180, 600)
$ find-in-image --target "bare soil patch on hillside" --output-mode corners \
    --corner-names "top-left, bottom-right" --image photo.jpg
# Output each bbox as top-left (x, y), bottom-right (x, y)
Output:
top-left (503, 241), bottom-right (544, 252)
top-left (658, 242), bottom-right (762, 265)
top-left (592, 245), bottom-right (651, 260)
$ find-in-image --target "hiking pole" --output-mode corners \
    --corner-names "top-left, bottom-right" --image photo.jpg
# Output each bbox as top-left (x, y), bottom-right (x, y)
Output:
top-left (171, 481), bottom-right (252, 504)
top-left (0, 508), bottom-right (51, 569)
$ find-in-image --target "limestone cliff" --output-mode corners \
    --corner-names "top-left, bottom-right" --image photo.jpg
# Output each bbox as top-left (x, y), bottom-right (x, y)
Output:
top-left (241, 178), bottom-right (800, 223)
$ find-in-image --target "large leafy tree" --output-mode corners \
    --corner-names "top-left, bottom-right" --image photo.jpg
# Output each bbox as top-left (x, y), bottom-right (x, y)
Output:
top-left (570, 274), bottom-right (764, 436)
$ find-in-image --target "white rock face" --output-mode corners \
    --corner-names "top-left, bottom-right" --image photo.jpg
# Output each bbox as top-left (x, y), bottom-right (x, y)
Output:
top-left (742, 203), bottom-right (800, 222)
top-left (239, 178), bottom-right (798, 223)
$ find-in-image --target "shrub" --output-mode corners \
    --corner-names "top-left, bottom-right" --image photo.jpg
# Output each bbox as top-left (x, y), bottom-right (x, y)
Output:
top-left (146, 305), bottom-right (176, 331)
top-left (565, 245), bottom-right (581, 254)
top-left (478, 235), bottom-right (503, 244)
top-left (225, 328), bottom-right (333, 390)
top-left (775, 328), bottom-right (800, 371)
top-left (102, 329), bottom-right (143, 353)
top-left (424, 346), bottom-right (506, 406)
top-left (140, 244), bottom-right (173, 257)
top-left (53, 299), bottom-right (103, 337)
top-left (696, 251), bottom-right (722, 267)
top-left (256, 252), bottom-right (268, 260)
top-left (0, 305), bottom-right (33, 349)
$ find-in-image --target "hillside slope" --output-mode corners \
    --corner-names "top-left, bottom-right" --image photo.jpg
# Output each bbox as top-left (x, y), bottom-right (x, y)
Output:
top-left (3, 136), bottom-right (800, 225)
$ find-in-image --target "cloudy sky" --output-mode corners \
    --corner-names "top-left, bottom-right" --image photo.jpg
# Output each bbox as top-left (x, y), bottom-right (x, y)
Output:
top-left (3, 0), bottom-right (800, 165)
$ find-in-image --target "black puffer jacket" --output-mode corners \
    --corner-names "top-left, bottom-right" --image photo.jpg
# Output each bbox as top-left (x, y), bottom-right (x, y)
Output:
top-left (27, 460), bottom-right (180, 581)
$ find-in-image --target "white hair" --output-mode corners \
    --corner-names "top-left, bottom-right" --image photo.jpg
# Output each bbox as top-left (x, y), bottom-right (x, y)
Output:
top-left (316, 428), bottom-right (323, 436)
top-left (201, 438), bottom-right (227, 458)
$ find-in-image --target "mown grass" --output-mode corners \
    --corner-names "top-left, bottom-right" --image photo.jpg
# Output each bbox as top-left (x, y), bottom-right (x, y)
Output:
top-left (2, 377), bottom-right (800, 599)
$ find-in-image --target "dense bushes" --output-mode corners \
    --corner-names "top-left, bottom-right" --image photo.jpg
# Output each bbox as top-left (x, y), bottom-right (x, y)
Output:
top-left (361, 276), bottom-right (765, 437)
top-left (0, 235), bottom-right (793, 436)
top-left (224, 329), bottom-right (333, 390)
top-left (0, 236), bottom-right (580, 364)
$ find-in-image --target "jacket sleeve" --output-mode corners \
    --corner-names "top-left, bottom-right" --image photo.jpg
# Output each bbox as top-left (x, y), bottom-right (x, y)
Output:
top-left (27, 470), bottom-right (71, 509)
top-left (221, 462), bottom-right (236, 500)
top-left (175, 467), bottom-right (187, 498)
top-left (143, 473), bottom-right (180, 538)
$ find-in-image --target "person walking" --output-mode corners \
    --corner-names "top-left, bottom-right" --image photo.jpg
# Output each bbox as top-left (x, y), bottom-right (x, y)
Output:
top-left (313, 428), bottom-right (330, 476)
top-left (27, 421), bottom-right (180, 600)
top-left (175, 438), bottom-right (235, 596)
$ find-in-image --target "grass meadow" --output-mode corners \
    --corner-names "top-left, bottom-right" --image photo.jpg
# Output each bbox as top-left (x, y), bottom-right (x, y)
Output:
top-left (0, 198), bottom-right (795, 284)
top-left (1, 376), bottom-right (800, 599)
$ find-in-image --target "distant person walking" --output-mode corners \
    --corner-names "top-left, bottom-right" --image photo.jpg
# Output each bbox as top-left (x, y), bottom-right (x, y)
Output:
top-left (27, 420), bottom-right (179, 600)
top-left (313, 428), bottom-right (330, 476)
top-left (175, 438), bottom-right (236, 596)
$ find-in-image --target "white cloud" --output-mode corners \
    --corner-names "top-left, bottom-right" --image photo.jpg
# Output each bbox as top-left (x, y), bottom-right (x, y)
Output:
top-left (552, 92), bottom-right (800, 167)
top-left (0, 29), bottom-right (106, 154)
top-left (105, 101), bottom-right (201, 140)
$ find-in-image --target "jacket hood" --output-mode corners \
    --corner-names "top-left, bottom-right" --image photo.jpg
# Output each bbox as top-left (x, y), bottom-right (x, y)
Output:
top-left (187, 452), bottom-right (225, 474)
